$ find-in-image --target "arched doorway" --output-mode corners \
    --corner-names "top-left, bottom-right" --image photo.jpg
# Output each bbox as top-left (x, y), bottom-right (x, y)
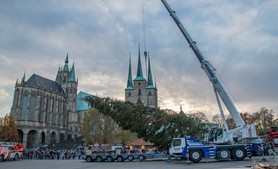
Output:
top-left (17, 129), bottom-right (24, 143)
top-left (41, 131), bottom-right (46, 145)
top-left (60, 133), bottom-right (65, 142)
top-left (50, 132), bottom-right (56, 144)
top-left (27, 130), bottom-right (39, 148)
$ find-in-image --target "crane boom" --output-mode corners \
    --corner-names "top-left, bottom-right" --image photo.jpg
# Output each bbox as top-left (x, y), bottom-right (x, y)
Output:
top-left (161, 0), bottom-right (245, 128)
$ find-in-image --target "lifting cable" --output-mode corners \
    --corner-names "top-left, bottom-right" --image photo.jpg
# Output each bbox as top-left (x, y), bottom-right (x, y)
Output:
top-left (141, 0), bottom-right (148, 78)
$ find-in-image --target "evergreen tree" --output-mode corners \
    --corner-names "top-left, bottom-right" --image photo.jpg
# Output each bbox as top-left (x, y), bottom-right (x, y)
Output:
top-left (85, 96), bottom-right (207, 149)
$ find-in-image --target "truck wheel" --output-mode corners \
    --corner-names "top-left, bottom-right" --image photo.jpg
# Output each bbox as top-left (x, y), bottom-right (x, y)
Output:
top-left (13, 154), bottom-right (19, 161)
top-left (117, 156), bottom-right (124, 162)
top-left (95, 156), bottom-right (103, 162)
top-left (0, 155), bottom-right (4, 162)
top-left (189, 149), bottom-right (202, 163)
top-left (138, 155), bottom-right (144, 161)
top-left (217, 149), bottom-right (230, 160)
top-left (85, 156), bottom-right (92, 162)
top-left (106, 156), bottom-right (113, 162)
top-left (232, 148), bottom-right (246, 161)
top-left (127, 155), bottom-right (134, 161)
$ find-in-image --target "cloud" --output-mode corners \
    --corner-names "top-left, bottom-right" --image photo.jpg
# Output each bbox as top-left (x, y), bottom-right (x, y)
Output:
top-left (0, 0), bottom-right (277, 121)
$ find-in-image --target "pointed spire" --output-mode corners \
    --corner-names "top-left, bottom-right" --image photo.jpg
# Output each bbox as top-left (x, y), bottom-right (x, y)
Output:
top-left (55, 66), bottom-right (61, 82)
top-left (125, 54), bottom-right (134, 90)
top-left (21, 71), bottom-right (26, 84)
top-left (69, 63), bottom-right (76, 82)
top-left (146, 52), bottom-right (155, 89)
top-left (63, 53), bottom-right (69, 72)
top-left (134, 44), bottom-right (145, 81)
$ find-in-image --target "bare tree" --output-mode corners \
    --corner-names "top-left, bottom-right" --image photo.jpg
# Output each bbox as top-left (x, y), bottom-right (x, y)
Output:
top-left (251, 107), bottom-right (274, 135)
top-left (211, 114), bottom-right (223, 127)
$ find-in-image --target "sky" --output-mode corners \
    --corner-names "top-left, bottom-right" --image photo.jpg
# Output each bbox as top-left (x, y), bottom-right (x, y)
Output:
top-left (0, 0), bottom-right (277, 121)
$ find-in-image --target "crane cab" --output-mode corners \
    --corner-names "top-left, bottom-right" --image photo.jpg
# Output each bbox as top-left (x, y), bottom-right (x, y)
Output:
top-left (208, 127), bottom-right (229, 144)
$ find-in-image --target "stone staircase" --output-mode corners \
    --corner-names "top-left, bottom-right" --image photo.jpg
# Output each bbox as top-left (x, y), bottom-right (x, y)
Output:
top-left (47, 137), bottom-right (83, 150)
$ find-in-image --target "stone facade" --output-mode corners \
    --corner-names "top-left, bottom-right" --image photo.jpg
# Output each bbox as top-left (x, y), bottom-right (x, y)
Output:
top-left (10, 55), bottom-right (84, 148)
top-left (125, 46), bottom-right (158, 108)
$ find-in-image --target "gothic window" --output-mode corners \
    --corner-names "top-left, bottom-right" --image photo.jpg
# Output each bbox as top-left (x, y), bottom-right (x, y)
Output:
top-left (58, 99), bottom-right (61, 114)
top-left (149, 91), bottom-right (152, 96)
top-left (39, 93), bottom-right (44, 115)
top-left (29, 92), bottom-right (36, 121)
top-left (47, 96), bottom-right (51, 113)
top-left (52, 114), bottom-right (57, 126)
top-left (52, 97), bottom-right (55, 113)
top-left (128, 92), bottom-right (131, 97)
top-left (21, 90), bottom-right (28, 120)
top-left (13, 89), bottom-right (20, 107)
top-left (45, 96), bottom-right (49, 123)
top-left (138, 89), bottom-right (141, 96)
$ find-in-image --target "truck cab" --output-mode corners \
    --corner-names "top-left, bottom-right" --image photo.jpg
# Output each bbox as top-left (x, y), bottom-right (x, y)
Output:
top-left (169, 138), bottom-right (185, 156)
top-left (169, 137), bottom-right (205, 158)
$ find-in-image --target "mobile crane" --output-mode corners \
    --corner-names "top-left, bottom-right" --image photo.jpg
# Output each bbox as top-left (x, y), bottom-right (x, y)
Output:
top-left (161, 0), bottom-right (263, 162)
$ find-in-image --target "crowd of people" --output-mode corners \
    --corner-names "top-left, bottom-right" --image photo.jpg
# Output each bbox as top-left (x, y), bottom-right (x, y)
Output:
top-left (23, 147), bottom-right (85, 160)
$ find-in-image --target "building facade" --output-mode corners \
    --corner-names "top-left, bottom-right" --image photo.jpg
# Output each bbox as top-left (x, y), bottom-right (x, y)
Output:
top-left (125, 45), bottom-right (158, 108)
top-left (10, 55), bottom-right (87, 148)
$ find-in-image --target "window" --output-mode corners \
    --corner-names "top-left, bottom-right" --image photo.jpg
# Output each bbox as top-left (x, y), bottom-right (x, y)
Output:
top-left (216, 128), bottom-right (223, 137)
top-left (29, 92), bottom-right (37, 121)
top-left (21, 91), bottom-right (28, 120)
top-left (13, 89), bottom-right (20, 107)
top-left (172, 139), bottom-right (182, 146)
top-left (138, 89), bottom-right (141, 96)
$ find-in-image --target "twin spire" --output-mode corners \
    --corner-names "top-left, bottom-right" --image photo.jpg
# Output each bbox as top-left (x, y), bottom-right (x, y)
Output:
top-left (126, 44), bottom-right (155, 90)
top-left (134, 44), bottom-right (145, 81)
top-left (126, 54), bottom-right (134, 90)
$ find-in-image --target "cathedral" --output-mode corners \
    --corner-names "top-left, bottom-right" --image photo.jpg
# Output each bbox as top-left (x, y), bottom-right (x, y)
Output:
top-left (10, 54), bottom-right (89, 148)
top-left (125, 45), bottom-right (158, 108)
top-left (9, 45), bottom-right (158, 148)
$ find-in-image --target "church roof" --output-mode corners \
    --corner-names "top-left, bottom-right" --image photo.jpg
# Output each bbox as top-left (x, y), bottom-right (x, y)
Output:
top-left (76, 91), bottom-right (92, 111)
top-left (25, 74), bottom-right (64, 94)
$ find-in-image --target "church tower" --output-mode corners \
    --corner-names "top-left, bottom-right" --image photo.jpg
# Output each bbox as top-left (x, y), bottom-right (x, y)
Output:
top-left (56, 54), bottom-right (78, 111)
top-left (125, 44), bottom-right (158, 108)
top-left (55, 54), bottom-right (78, 128)
top-left (146, 54), bottom-right (158, 107)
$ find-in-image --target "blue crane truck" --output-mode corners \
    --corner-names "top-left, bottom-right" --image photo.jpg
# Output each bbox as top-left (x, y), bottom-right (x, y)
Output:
top-left (169, 137), bottom-right (251, 163)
